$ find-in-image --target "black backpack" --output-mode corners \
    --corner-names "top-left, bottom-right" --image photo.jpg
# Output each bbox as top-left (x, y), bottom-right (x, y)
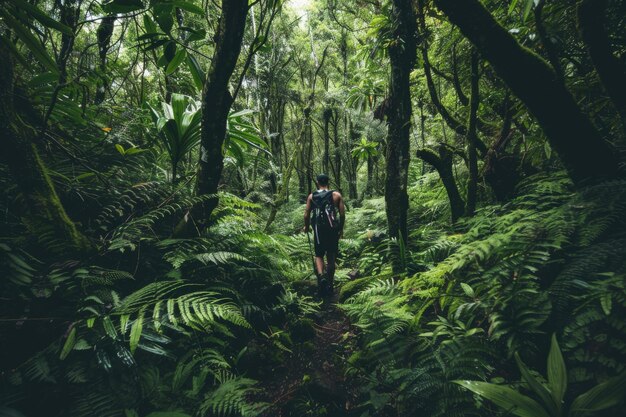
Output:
top-left (311, 190), bottom-right (339, 232)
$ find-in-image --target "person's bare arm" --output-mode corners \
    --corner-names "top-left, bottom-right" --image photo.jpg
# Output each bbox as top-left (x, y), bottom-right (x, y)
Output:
top-left (336, 192), bottom-right (346, 238)
top-left (303, 194), bottom-right (313, 232)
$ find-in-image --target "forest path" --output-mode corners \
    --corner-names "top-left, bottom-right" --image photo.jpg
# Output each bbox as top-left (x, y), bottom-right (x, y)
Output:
top-left (259, 291), bottom-right (359, 417)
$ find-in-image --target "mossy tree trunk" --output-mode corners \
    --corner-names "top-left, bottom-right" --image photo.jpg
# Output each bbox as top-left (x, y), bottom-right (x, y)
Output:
top-left (385, 0), bottom-right (417, 256)
top-left (195, 0), bottom-right (249, 223)
top-left (452, 44), bottom-right (469, 106)
top-left (484, 94), bottom-right (520, 201)
top-left (332, 110), bottom-right (342, 192)
top-left (416, 146), bottom-right (466, 223)
top-left (0, 43), bottom-right (90, 254)
top-left (465, 49), bottom-right (479, 216)
top-left (94, 15), bottom-right (115, 104)
top-left (435, 0), bottom-right (620, 184)
top-left (347, 118), bottom-right (359, 200)
top-left (577, 0), bottom-right (626, 135)
top-left (323, 108), bottom-right (332, 174)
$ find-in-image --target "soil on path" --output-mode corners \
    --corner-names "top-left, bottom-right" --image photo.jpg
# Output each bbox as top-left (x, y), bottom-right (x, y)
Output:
top-left (259, 292), bottom-right (359, 417)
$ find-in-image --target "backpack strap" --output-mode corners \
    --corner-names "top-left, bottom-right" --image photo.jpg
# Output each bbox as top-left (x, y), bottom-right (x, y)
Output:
top-left (312, 189), bottom-right (334, 208)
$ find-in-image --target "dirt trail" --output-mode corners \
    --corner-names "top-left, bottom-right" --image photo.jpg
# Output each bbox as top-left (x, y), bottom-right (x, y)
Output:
top-left (260, 293), bottom-right (358, 417)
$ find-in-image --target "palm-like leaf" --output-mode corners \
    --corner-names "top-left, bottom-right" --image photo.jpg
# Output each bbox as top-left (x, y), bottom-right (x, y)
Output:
top-left (149, 94), bottom-right (201, 182)
top-left (149, 96), bottom-right (268, 178)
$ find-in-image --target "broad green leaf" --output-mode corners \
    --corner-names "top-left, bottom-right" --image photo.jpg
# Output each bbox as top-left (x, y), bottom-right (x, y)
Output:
top-left (515, 352), bottom-right (558, 415)
top-left (460, 283), bottom-right (475, 298)
top-left (166, 49), bottom-right (186, 75)
top-left (522, 0), bottom-right (534, 20)
top-left (6, 0), bottom-right (73, 35)
top-left (125, 147), bottom-right (147, 155)
top-left (102, 316), bottom-right (118, 338)
top-left (143, 14), bottom-right (158, 33)
top-left (169, 0), bottom-right (204, 15)
top-left (184, 27), bottom-right (206, 42)
top-left (6, 252), bottom-right (36, 272)
top-left (120, 314), bottom-right (130, 335)
top-left (230, 109), bottom-right (256, 118)
top-left (129, 313), bottom-right (144, 354)
top-left (547, 334), bottom-right (567, 408)
top-left (570, 372), bottom-right (626, 417)
top-left (186, 54), bottom-right (205, 91)
top-left (59, 326), bottom-right (77, 360)
top-left (454, 380), bottom-right (550, 417)
top-left (600, 293), bottom-right (612, 315)
top-left (2, 13), bottom-right (58, 73)
top-left (115, 144), bottom-right (126, 155)
top-left (155, 4), bottom-right (175, 33)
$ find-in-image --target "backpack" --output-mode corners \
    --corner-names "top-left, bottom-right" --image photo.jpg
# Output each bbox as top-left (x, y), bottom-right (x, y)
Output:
top-left (311, 189), bottom-right (339, 232)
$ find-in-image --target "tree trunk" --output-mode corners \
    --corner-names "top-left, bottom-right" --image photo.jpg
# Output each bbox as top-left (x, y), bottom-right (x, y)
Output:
top-left (332, 110), bottom-right (342, 192)
top-left (323, 108), bottom-right (332, 173)
top-left (435, 0), bottom-right (620, 184)
top-left (465, 49), bottom-right (479, 216)
top-left (0, 43), bottom-right (90, 254)
top-left (484, 95), bottom-right (520, 201)
top-left (347, 118), bottom-right (359, 200)
top-left (195, 0), bottom-right (249, 224)
top-left (385, 0), bottom-right (417, 253)
top-left (419, 101), bottom-right (427, 175)
top-left (577, 0), bottom-right (626, 134)
top-left (58, 0), bottom-right (79, 85)
top-left (416, 146), bottom-right (465, 223)
top-left (365, 154), bottom-right (373, 198)
top-left (452, 44), bottom-right (469, 106)
top-left (95, 15), bottom-right (115, 104)
top-left (534, 0), bottom-right (564, 83)
top-left (416, 0), bottom-right (488, 155)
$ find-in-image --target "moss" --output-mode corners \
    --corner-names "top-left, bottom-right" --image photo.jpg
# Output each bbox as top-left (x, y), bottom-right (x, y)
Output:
top-left (290, 318), bottom-right (316, 343)
top-left (27, 144), bottom-right (91, 253)
top-left (339, 276), bottom-right (374, 301)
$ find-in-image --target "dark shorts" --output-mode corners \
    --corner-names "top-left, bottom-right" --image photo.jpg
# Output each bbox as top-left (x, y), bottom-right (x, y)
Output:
top-left (313, 226), bottom-right (339, 257)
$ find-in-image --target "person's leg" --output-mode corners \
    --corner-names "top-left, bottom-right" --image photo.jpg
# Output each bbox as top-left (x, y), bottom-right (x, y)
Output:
top-left (315, 256), bottom-right (324, 276)
top-left (326, 251), bottom-right (336, 294)
top-left (313, 228), bottom-right (325, 276)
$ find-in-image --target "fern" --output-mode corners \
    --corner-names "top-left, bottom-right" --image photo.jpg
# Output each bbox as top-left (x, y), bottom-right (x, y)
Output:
top-left (199, 376), bottom-right (268, 417)
top-left (115, 281), bottom-right (250, 330)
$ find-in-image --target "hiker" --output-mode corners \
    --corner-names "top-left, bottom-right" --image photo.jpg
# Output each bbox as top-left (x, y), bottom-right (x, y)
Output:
top-left (303, 174), bottom-right (345, 296)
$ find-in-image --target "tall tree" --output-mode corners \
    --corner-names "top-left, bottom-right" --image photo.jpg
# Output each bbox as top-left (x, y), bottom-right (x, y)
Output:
top-left (465, 48), bottom-right (479, 216)
top-left (434, 0), bottom-right (620, 184)
top-left (577, 0), bottom-right (626, 134)
top-left (0, 42), bottom-right (90, 253)
top-left (195, 0), bottom-right (249, 224)
top-left (385, 0), bottom-right (417, 256)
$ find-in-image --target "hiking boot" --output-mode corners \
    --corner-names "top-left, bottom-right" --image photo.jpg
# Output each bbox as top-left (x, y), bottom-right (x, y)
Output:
top-left (318, 273), bottom-right (328, 296)
top-left (326, 280), bottom-right (334, 296)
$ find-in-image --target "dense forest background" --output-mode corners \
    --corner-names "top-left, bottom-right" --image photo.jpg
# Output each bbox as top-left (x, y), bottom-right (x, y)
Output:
top-left (1, 0), bottom-right (626, 416)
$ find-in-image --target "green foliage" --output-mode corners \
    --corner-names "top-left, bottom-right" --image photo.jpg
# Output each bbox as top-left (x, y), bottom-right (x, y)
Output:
top-left (342, 173), bottom-right (626, 416)
top-left (2, 0), bottom-right (626, 416)
top-left (199, 376), bottom-right (268, 417)
top-left (456, 335), bottom-right (626, 417)
top-left (148, 94), bottom-right (202, 182)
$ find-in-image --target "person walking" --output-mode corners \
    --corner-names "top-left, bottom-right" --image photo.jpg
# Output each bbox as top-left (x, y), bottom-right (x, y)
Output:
top-left (303, 174), bottom-right (345, 296)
